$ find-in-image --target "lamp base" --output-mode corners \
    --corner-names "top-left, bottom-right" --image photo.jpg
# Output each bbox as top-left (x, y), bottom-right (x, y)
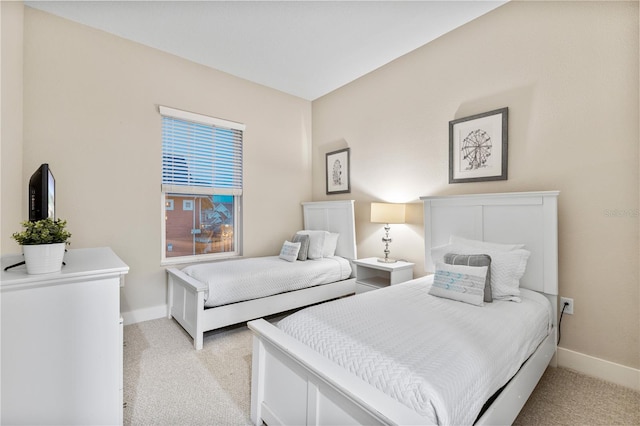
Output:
top-left (377, 257), bottom-right (397, 263)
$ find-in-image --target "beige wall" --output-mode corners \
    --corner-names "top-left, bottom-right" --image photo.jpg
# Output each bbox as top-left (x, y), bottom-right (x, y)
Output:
top-left (13, 7), bottom-right (312, 316)
top-left (1, 1), bottom-right (24, 254)
top-left (312, 1), bottom-right (639, 369)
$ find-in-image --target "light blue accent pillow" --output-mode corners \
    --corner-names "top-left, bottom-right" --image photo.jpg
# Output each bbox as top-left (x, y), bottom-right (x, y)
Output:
top-left (429, 262), bottom-right (488, 306)
top-left (279, 240), bottom-right (301, 262)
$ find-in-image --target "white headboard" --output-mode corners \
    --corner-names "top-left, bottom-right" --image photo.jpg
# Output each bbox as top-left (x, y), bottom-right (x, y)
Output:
top-left (302, 200), bottom-right (357, 261)
top-left (421, 191), bottom-right (559, 297)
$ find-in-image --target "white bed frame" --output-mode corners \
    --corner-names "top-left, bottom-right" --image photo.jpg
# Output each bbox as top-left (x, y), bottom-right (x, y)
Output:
top-left (248, 191), bottom-right (559, 425)
top-left (167, 200), bottom-right (358, 350)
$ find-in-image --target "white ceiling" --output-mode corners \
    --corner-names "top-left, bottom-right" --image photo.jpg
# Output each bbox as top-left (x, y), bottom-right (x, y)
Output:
top-left (25, 1), bottom-right (507, 100)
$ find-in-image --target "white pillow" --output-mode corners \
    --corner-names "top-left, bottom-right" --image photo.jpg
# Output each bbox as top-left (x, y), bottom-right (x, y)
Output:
top-left (431, 243), bottom-right (453, 265)
top-left (449, 236), bottom-right (525, 251)
top-left (279, 240), bottom-right (301, 262)
top-left (429, 262), bottom-right (487, 306)
top-left (295, 230), bottom-right (327, 259)
top-left (431, 243), bottom-right (530, 302)
top-left (323, 233), bottom-right (340, 257)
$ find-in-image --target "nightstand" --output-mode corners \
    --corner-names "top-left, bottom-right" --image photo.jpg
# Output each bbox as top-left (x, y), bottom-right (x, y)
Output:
top-left (352, 257), bottom-right (415, 293)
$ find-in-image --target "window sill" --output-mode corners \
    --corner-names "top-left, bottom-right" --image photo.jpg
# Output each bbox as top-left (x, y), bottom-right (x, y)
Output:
top-left (161, 253), bottom-right (242, 267)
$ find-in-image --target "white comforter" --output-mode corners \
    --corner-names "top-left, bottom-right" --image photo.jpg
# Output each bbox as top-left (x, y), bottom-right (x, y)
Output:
top-left (277, 276), bottom-right (551, 425)
top-left (182, 256), bottom-right (352, 308)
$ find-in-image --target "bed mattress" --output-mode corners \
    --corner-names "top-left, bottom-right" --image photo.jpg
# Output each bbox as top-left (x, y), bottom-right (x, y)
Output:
top-left (182, 256), bottom-right (352, 308)
top-left (277, 275), bottom-right (551, 425)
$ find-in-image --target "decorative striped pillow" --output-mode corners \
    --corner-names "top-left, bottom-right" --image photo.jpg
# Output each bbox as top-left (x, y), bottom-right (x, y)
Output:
top-left (429, 262), bottom-right (488, 306)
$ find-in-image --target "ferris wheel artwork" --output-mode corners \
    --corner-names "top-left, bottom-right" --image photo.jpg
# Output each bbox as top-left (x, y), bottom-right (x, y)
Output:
top-left (449, 107), bottom-right (508, 184)
top-left (325, 148), bottom-right (351, 194)
top-left (461, 129), bottom-right (492, 171)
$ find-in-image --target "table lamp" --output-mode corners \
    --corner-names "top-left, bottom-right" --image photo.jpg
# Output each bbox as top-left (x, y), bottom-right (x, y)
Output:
top-left (370, 202), bottom-right (406, 263)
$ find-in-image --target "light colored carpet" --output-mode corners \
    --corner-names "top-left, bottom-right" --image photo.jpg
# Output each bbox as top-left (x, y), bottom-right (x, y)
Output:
top-left (124, 318), bottom-right (640, 425)
top-left (514, 366), bottom-right (640, 425)
top-left (124, 318), bottom-right (253, 425)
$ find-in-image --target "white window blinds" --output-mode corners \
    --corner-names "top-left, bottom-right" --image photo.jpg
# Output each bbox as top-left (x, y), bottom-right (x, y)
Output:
top-left (160, 106), bottom-right (245, 195)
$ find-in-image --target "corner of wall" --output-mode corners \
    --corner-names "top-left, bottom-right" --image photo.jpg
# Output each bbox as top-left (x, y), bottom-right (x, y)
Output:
top-left (1, 0), bottom-right (25, 255)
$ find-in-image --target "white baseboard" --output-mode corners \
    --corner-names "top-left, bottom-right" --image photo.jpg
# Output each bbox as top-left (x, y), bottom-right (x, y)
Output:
top-left (122, 304), bottom-right (168, 326)
top-left (557, 347), bottom-right (640, 391)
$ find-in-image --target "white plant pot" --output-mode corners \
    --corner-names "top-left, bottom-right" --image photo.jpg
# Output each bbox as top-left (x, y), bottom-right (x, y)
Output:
top-left (22, 243), bottom-right (66, 275)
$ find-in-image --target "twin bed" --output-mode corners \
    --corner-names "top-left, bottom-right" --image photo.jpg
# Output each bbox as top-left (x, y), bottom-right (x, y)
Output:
top-left (248, 191), bottom-right (559, 425)
top-left (167, 200), bottom-right (358, 350)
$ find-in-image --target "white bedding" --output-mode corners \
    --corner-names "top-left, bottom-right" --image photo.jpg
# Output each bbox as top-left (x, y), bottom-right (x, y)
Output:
top-left (277, 275), bottom-right (551, 425)
top-left (182, 256), bottom-right (352, 308)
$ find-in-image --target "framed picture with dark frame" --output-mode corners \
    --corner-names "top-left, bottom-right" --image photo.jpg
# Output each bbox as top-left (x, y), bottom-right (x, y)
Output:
top-left (326, 148), bottom-right (350, 194)
top-left (449, 107), bottom-right (508, 183)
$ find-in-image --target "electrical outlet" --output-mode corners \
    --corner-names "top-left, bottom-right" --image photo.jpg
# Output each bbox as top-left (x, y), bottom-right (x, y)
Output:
top-left (560, 297), bottom-right (574, 315)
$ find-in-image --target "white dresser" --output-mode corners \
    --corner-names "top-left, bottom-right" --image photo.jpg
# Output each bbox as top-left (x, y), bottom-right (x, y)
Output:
top-left (1, 247), bottom-right (129, 425)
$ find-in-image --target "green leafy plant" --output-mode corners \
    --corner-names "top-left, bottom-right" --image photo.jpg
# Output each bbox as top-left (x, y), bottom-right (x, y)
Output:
top-left (11, 218), bottom-right (72, 245)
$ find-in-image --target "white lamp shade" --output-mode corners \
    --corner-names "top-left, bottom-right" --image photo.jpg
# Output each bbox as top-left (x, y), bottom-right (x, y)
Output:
top-left (370, 203), bottom-right (406, 224)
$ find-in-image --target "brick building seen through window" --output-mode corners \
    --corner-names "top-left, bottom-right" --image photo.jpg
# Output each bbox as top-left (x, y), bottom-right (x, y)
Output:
top-left (165, 194), bottom-right (235, 257)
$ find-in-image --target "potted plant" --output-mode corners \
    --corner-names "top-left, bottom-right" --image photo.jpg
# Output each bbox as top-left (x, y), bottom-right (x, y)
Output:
top-left (11, 218), bottom-right (71, 274)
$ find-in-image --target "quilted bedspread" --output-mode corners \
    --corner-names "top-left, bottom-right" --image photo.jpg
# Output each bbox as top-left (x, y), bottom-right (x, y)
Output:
top-left (277, 276), bottom-right (551, 425)
top-left (182, 255), bottom-right (352, 308)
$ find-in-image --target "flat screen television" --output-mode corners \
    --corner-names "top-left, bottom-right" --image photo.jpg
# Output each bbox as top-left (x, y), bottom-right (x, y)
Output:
top-left (29, 163), bottom-right (55, 221)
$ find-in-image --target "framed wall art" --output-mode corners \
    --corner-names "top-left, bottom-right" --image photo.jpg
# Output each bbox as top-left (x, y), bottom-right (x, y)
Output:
top-left (449, 107), bottom-right (508, 183)
top-left (326, 148), bottom-right (350, 194)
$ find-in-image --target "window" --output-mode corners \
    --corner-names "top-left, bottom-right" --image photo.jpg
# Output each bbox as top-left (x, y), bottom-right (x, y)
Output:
top-left (160, 106), bottom-right (244, 263)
